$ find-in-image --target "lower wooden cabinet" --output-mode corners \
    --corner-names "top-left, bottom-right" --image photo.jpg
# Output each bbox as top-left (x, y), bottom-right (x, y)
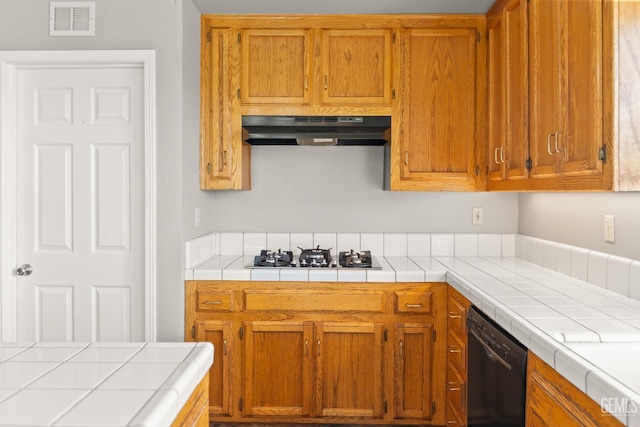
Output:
top-left (185, 281), bottom-right (447, 425)
top-left (526, 352), bottom-right (624, 427)
top-left (446, 286), bottom-right (471, 427)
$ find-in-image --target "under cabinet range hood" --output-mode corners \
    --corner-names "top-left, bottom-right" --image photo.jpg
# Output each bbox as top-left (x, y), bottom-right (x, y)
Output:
top-left (242, 115), bottom-right (391, 146)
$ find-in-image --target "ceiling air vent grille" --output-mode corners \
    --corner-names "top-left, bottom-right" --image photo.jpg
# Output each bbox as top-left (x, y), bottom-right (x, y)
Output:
top-left (50, 2), bottom-right (95, 36)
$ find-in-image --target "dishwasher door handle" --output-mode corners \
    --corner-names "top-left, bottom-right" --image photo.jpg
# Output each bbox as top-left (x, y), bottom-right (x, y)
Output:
top-left (469, 328), bottom-right (512, 370)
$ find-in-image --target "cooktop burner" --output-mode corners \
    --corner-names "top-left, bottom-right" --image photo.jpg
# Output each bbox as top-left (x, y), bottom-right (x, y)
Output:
top-left (248, 248), bottom-right (382, 269)
top-left (338, 250), bottom-right (376, 268)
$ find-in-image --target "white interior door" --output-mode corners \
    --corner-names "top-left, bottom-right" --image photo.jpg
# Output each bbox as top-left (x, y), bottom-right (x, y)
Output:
top-left (14, 65), bottom-right (145, 342)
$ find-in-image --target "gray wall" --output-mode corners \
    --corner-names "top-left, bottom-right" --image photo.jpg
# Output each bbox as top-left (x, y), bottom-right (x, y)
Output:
top-left (214, 146), bottom-right (519, 233)
top-left (519, 193), bottom-right (640, 261)
top-left (0, 0), bottom-right (215, 342)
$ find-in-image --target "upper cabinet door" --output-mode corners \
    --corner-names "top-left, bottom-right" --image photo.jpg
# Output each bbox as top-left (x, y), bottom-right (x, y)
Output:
top-left (530, 0), bottom-right (604, 182)
top-left (396, 27), bottom-right (482, 191)
top-left (320, 29), bottom-right (394, 105)
top-left (487, 0), bottom-right (529, 189)
top-left (240, 29), bottom-right (314, 105)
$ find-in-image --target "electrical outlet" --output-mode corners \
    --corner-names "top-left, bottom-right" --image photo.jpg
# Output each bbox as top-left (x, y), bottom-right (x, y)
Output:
top-left (195, 207), bottom-right (201, 227)
top-left (472, 208), bottom-right (483, 225)
top-left (604, 215), bottom-right (615, 242)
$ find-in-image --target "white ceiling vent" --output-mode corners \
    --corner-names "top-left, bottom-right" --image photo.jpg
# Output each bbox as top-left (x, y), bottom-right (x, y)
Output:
top-left (50, 2), bottom-right (95, 36)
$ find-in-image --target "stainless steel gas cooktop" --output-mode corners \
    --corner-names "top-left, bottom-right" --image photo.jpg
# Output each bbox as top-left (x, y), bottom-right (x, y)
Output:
top-left (246, 247), bottom-right (382, 270)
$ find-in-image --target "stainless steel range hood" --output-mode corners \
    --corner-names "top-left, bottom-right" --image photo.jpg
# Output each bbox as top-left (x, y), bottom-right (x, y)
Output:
top-left (242, 115), bottom-right (391, 146)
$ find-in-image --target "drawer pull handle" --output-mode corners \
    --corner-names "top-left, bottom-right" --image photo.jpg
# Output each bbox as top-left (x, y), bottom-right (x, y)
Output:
top-left (406, 303), bottom-right (423, 308)
top-left (305, 339), bottom-right (309, 356)
top-left (448, 346), bottom-right (461, 353)
top-left (317, 339), bottom-right (321, 356)
top-left (448, 312), bottom-right (462, 319)
top-left (223, 338), bottom-right (227, 355)
top-left (204, 301), bottom-right (222, 305)
top-left (400, 340), bottom-right (404, 357)
top-left (447, 382), bottom-right (461, 391)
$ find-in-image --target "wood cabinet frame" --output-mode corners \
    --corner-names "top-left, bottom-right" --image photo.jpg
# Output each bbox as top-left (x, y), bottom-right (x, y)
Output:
top-left (185, 280), bottom-right (447, 425)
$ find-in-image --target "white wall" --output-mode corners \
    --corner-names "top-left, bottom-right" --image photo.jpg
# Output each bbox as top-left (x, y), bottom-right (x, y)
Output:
top-left (214, 146), bottom-right (519, 233)
top-left (519, 193), bottom-right (640, 261)
top-left (0, 0), bottom-right (215, 342)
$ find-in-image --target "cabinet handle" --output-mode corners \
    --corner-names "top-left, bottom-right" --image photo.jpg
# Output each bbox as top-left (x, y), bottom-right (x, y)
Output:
top-left (494, 146), bottom-right (501, 164)
top-left (223, 338), bottom-right (227, 355)
top-left (554, 130), bottom-right (564, 153)
top-left (547, 133), bottom-right (554, 155)
top-left (324, 75), bottom-right (328, 90)
top-left (204, 301), bottom-right (222, 305)
top-left (305, 339), bottom-right (309, 356)
top-left (447, 382), bottom-right (461, 391)
top-left (317, 339), bottom-right (321, 355)
top-left (404, 151), bottom-right (409, 166)
top-left (448, 346), bottom-right (461, 354)
top-left (448, 312), bottom-right (462, 319)
top-left (406, 303), bottom-right (422, 308)
top-left (500, 146), bottom-right (506, 163)
top-left (223, 150), bottom-right (228, 166)
top-left (400, 340), bottom-right (404, 357)
top-left (304, 76), bottom-right (309, 91)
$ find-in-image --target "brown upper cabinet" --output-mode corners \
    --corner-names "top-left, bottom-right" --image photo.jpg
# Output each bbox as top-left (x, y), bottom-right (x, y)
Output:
top-left (487, 0), bottom-right (529, 190)
top-left (390, 17), bottom-right (487, 191)
top-left (487, 0), bottom-right (640, 191)
top-left (239, 27), bottom-right (395, 106)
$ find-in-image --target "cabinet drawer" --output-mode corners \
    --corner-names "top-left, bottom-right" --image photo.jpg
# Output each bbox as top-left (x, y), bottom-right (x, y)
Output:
top-left (447, 330), bottom-right (466, 376)
top-left (395, 291), bottom-right (433, 314)
top-left (197, 291), bottom-right (234, 312)
top-left (244, 289), bottom-right (385, 312)
top-left (447, 296), bottom-right (467, 336)
top-left (447, 362), bottom-right (466, 418)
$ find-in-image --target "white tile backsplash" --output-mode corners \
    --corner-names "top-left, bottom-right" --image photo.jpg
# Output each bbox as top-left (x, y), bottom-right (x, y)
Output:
top-left (266, 233), bottom-right (290, 251)
top-left (313, 233), bottom-right (337, 252)
top-left (384, 233), bottom-right (407, 256)
top-left (290, 233), bottom-right (313, 255)
top-left (501, 234), bottom-right (516, 257)
top-left (588, 251), bottom-right (609, 288)
top-left (631, 262), bottom-right (640, 301)
top-left (219, 232), bottom-right (243, 255)
top-left (530, 238), bottom-right (544, 266)
top-left (243, 232), bottom-right (266, 256)
top-left (431, 233), bottom-right (454, 256)
top-left (455, 234), bottom-right (478, 256)
top-left (542, 242), bottom-right (557, 270)
top-left (408, 233), bottom-right (430, 256)
top-left (337, 233), bottom-right (361, 253)
top-left (570, 247), bottom-right (590, 281)
top-left (479, 234), bottom-right (501, 257)
top-left (607, 255), bottom-right (632, 297)
top-left (555, 243), bottom-right (572, 276)
top-left (360, 233), bottom-right (384, 255)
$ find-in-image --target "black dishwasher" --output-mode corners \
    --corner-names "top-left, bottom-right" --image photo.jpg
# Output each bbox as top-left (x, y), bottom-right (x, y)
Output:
top-left (467, 306), bottom-right (528, 427)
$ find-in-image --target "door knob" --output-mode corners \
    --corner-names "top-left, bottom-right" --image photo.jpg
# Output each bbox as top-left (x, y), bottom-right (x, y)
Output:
top-left (16, 264), bottom-right (33, 276)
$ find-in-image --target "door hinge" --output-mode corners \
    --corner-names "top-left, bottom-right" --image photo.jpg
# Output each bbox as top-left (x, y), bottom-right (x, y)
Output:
top-left (239, 398), bottom-right (243, 411)
top-left (392, 88), bottom-right (396, 100)
top-left (383, 400), bottom-right (388, 413)
top-left (383, 329), bottom-right (388, 342)
top-left (432, 401), bottom-right (436, 414)
top-left (477, 32), bottom-right (481, 43)
top-left (392, 32), bottom-right (396, 44)
top-left (191, 325), bottom-right (196, 339)
top-left (432, 329), bottom-right (436, 342)
top-left (237, 89), bottom-right (241, 100)
top-left (525, 158), bottom-right (533, 171)
top-left (239, 326), bottom-right (244, 339)
top-left (206, 31), bottom-right (211, 43)
top-left (599, 145), bottom-right (607, 163)
top-left (237, 33), bottom-right (241, 43)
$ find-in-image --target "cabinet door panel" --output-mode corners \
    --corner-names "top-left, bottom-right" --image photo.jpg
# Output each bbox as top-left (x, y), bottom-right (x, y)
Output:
top-left (241, 29), bottom-right (313, 105)
top-left (195, 320), bottom-right (233, 416)
top-left (321, 29), bottom-right (393, 105)
top-left (243, 321), bottom-right (313, 417)
top-left (201, 27), bottom-right (233, 186)
top-left (315, 322), bottom-right (384, 419)
top-left (399, 28), bottom-right (478, 189)
top-left (530, 0), bottom-right (603, 180)
top-left (394, 323), bottom-right (434, 420)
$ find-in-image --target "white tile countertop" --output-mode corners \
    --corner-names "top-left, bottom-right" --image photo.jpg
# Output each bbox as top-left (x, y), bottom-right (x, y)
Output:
top-left (0, 342), bottom-right (213, 427)
top-left (186, 250), bottom-right (640, 425)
